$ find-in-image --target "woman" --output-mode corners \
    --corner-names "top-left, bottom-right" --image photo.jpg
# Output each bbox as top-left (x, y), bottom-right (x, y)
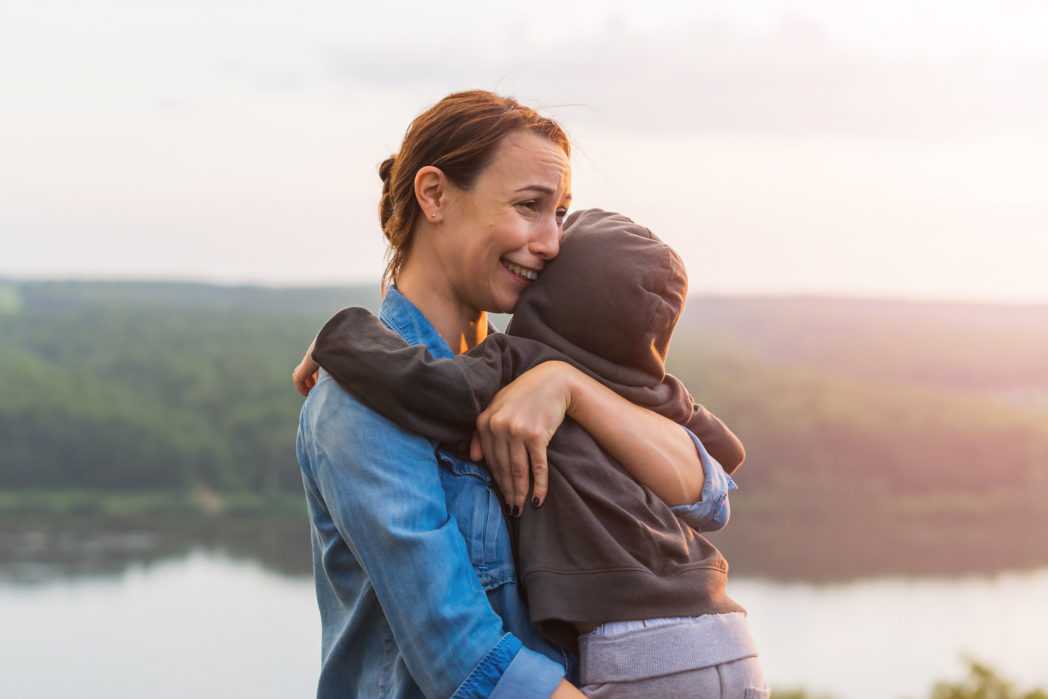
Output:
top-left (300, 208), bottom-right (770, 698)
top-left (293, 90), bottom-right (715, 698)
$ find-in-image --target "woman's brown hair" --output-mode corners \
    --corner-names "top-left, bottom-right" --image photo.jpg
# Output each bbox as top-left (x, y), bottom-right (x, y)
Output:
top-left (378, 90), bottom-right (570, 292)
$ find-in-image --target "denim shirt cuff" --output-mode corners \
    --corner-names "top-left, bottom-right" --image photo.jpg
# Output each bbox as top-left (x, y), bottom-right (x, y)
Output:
top-left (451, 633), bottom-right (564, 699)
top-left (671, 427), bottom-right (738, 531)
top-left (488, 638), bottom-right (566, 699)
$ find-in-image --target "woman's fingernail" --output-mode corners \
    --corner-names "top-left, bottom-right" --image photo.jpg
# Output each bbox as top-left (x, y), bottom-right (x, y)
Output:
top-left (532, 497), bottom-right (541, 508)
top-left (511, 505), bottom-right (520, 517)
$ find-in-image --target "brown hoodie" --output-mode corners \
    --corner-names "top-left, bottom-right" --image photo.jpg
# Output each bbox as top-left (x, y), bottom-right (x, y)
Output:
top-left (313, 208), bottom-right (746, 650)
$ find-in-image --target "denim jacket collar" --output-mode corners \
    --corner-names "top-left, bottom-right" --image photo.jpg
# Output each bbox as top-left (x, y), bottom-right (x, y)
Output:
top-left (379, 285), bottom-right (497, 359)
top-left (379, 285), bottom-right (455, 360)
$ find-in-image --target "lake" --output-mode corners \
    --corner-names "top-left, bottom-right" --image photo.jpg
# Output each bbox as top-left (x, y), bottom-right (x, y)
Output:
top-left (2, 518), bottom-right (1047, 699)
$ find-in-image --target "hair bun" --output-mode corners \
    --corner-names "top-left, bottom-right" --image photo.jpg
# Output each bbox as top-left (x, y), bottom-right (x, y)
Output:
top-left (379, 155), bottom-right (396, 184)
top-left (378, 155), bottom-right (397, 232)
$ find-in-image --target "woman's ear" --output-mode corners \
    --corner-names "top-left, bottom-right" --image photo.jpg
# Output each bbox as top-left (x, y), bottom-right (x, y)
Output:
top-left (414, 166), bottom-right (446, 223)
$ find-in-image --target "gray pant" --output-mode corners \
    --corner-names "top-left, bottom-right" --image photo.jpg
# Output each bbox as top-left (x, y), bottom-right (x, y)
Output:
top-left (578, 613), bottom-right (769, 699)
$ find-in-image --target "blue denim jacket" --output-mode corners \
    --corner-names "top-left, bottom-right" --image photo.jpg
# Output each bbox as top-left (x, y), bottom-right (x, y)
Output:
top-left (295, 286), bottom-right (736, 698)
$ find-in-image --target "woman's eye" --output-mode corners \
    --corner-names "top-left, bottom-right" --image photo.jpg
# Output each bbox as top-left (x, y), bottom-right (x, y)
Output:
top-left (517, 200), bottom-right (538, 211)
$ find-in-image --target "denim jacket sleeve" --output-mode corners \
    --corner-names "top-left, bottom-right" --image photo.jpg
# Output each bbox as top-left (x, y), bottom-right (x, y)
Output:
top-left (298, 371), bottom-right (564, 698)
top-left (670, 426), bottom-right (738, 532)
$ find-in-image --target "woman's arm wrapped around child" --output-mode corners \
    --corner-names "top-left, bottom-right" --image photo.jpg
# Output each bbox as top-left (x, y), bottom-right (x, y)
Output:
top-left (309, 306), bottom-right (745, 509)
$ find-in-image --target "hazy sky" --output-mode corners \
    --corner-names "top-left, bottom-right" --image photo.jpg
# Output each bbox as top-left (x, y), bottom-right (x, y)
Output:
top-left (2, 1), bottom-right (1046, 302)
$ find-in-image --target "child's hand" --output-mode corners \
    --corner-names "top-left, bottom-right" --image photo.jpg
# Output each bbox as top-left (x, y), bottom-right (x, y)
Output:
top-left (292, 338), bottom-right (320, 396)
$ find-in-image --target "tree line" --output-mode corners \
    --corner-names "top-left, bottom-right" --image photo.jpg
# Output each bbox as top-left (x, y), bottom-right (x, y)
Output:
top-left (2, 281), bottom-right (1046, 501)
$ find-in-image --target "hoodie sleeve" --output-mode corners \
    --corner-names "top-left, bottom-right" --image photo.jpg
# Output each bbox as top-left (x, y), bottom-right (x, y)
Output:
top-left (684, 403), bottom-right (747, 475)
top-left (311, 307), bottom-right (510, 456)
top-left (312, 307), bottom-right (595, 459)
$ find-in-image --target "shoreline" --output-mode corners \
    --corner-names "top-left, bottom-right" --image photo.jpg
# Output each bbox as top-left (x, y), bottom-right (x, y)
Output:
top-left (0, 488), bottom-right (306, 518)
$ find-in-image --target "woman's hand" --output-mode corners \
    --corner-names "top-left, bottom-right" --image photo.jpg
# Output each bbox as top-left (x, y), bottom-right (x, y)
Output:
top-left (550, 680), bottom-right (587, 698)
top-left (292, 337), bottom-right (320, 397)
top-left (469, 360), bottom-right (577, 514)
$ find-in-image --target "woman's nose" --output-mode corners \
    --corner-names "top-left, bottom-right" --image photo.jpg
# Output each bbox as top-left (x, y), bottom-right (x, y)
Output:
top-left (529, 216), bottom-right (561, 260)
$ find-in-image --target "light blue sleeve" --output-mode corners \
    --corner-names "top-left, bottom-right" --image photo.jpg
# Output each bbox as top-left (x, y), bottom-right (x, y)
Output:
top-left (485, 636), bottom-right (567, 699)
top-left (454, 633), bottom-right (565, 699)
top-left (670, 426), bottom-right (738, 532)
top-left (300, 373), bottom-right (562, 698)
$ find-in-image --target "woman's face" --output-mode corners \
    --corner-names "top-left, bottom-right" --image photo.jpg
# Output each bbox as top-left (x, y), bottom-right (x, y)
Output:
top-left (437, 130), bottom-right (572, 314)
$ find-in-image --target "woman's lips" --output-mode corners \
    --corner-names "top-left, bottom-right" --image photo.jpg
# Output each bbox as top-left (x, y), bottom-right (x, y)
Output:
top-left (500, 258), bottom-right (539, 283)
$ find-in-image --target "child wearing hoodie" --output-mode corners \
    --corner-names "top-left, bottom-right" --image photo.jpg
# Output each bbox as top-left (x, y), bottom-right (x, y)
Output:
top-left (309, 209), bottom-right (768, 698)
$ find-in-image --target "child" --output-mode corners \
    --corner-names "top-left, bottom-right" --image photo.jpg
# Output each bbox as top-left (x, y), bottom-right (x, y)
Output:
top-left (311, 209), bottom-right (767, 697)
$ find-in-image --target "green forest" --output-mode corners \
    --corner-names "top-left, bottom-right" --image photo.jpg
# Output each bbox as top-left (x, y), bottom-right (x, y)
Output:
top-left (1, 281), bottom-right (376, 494)
top-left (3, 279), bottom-right (1048, 574)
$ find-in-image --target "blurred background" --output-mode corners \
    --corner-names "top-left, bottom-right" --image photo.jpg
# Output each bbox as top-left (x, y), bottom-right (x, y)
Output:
top-left (2, 2), bottom-right (1046, 698)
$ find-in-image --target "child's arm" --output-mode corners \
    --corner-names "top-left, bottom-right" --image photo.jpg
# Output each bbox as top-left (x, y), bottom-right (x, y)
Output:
top-left (310, 307), bottom-right (507, 456)
top-left (303, 306), bottom-right (744, 514)
top-left (309, 307), bottom-right (580, 451)
top-left (309, 307), bottom-right (600, 509)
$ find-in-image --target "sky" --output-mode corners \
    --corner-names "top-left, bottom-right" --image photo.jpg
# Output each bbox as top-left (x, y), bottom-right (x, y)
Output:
top-left (2, 0), bottom-right (1046, 303)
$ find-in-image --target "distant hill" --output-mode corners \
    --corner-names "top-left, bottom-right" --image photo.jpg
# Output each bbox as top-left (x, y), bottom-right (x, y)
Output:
top-left (5, 279), bottom-right (1046, 578)
top-left (1, 279), bottom-right (382, 316)
top-left (9, 279), bottom-right (1048, 391)
top-left (677, 294), bottom-right (1048, 393)
top-left (1, 279), bottom-right (1046, 501)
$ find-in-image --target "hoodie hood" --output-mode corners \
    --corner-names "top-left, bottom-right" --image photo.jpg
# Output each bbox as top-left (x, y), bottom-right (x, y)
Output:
top-left (507, 208), bottom-right (688, 389)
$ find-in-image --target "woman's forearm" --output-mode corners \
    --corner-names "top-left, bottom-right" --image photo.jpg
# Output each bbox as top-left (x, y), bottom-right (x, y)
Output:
top-left (564, 367), bottom-right (703, 505)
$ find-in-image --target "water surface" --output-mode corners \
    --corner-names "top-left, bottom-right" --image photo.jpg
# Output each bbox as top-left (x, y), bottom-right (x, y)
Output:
top-left (3, 548), bottom-right (1046, 699)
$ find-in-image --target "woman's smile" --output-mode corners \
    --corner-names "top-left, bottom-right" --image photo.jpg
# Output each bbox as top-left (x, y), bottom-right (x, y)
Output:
top-left (500, 257), bottom-right (540, 283)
